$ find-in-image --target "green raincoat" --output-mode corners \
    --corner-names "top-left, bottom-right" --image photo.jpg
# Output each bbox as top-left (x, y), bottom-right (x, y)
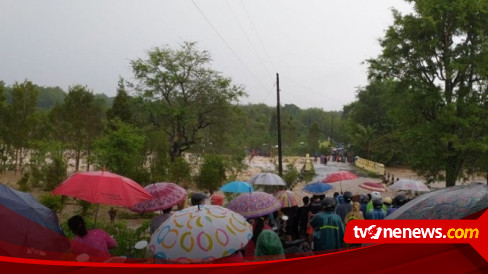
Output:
top-left (310, 211), bottom-right (345, 251)
top-left (254, 230), bottom-right (284, 257)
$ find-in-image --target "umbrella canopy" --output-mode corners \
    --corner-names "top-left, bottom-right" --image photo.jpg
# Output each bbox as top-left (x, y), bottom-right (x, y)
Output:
top-left (52, 171), bottom-right (153, 207)
top-left (274, 190), bottom-right (300, 208)
top-left (302, 182), bottom-right (334, 195)
top-left (359, 182), bottom-right (387, 192)
top-left (0, 184), bottom-right (70, 257)
top-left (226, 191), bottom-right (282, 218)
top-left (149, 205), bottom-right (252, 263)
top-left (131, 182), bottom-right (187, 213)
top-left (387, 182), bottom-right (488, 220)
top-left (322, 171), bottom-right (358, 183)
top-left (390, 179), bottom-right (430, 192)
top-left (220, 181), bottom-right (254, 193)
top-left (248, 173), bottom-right (286, 186)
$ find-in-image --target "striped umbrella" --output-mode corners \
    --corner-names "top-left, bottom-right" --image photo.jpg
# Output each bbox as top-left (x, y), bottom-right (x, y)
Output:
top-left (274, 190), bottom-right (300, 208)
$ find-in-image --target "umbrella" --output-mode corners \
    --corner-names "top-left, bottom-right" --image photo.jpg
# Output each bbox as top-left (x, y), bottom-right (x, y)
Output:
top-left (302, 182), bottom-right (334, 195)
top-left (274, 190), bottom-right (300, 208)
top-left (248, 173), bottom-right (286, 186)
top-left (0, 184), bottom-right (70, 258)
top-left (322, 171), bottom-right (358, 192)
top-left (359, 182), bottom-right (387, 192)
top-left (387, 182), bottom-right (488, 220)
top-left (390, 179), bottom-right (430, 192)
top-left (220, 181), bottom-right (254, 193)
top-left (52, 170), bottom-right (153, 224)
top-left (131, 182), bottom-right (187, 213)
top-left (226, 191), bottom-right (282, 218)
top-left (149, 205), bottom-right (252, 263)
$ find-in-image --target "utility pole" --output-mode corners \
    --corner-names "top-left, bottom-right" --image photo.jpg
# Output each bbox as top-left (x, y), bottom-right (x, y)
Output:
top-left (276, 73), bottom-right (283, 176)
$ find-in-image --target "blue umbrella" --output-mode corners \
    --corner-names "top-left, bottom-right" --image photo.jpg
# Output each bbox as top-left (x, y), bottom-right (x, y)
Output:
top-left (302, 182), bottom-right (334, 195)
top-left (0, 184), bottom-right (69, 257)
top-left (220, 181), bottom-right (254, 193)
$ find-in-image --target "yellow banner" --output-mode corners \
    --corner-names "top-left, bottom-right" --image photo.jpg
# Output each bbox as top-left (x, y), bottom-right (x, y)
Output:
top-left (355, 157), bottom-right (384, 175)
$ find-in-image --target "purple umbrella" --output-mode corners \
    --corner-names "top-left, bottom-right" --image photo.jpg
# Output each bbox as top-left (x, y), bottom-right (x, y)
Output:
top-left (131, 182), bottom-right (187, 213)
top-left (226, 191), bottom-right (282, 218)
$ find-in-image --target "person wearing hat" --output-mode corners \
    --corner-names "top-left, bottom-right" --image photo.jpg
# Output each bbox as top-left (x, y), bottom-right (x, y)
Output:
top-left (309, 197), bottom-right (345, 251)
top-left (210, 193), bottom-right (224, 206)
top-left (191, 193), bottom-right (208, 206)
top-left (383, 197), bottom-right (393, 211)
top-left (366, 191), bottom-right (387, 214)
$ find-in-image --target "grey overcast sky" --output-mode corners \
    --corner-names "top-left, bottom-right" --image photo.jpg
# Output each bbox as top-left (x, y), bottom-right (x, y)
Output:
top-left (0, 0), bottom-right (413, 111)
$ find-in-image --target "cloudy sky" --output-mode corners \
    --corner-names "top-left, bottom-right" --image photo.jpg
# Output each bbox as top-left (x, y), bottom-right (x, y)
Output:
top-left (0, 0), bottom-right (413, 111)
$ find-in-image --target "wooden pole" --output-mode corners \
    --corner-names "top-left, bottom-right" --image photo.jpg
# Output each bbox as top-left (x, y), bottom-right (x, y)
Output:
top-left (276, 73), bottom-right (283, 177)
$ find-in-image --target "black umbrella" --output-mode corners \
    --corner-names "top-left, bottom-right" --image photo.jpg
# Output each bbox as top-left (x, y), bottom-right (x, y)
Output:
top-left (386, 182), bottom-right (488, 220)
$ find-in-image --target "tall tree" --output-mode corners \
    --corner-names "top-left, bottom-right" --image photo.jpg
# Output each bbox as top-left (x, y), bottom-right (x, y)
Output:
top-left (4, 81), bottom-right (39, 173)
top-left (368, 0), bottom-right (488, 186)
top-left (107, 77), bottom-right (132, 124)
top-left (130, 42), bottom-right (245, 161)
top-left (49, 85), bottom-right (104, 171)
top-left (307, 122), bottom-right (320, 154)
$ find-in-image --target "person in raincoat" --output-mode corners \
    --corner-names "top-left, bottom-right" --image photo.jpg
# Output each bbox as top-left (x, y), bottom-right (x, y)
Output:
top-left (309, 197), bottom-right (345, 252)
top-left (254, 230), bottom-right (285, 261)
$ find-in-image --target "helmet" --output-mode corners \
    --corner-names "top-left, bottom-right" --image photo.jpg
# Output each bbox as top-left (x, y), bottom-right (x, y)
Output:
top-left (394, 194), bottom-right (407, 206)
top-left (383, 197), bottom-right (392, 206)
top-left (343, 191), bottom-right (353, 202)
top-left (321, 197), bottom-right (336, 211)
top-left (372, 198), bottom-right (383, 209)
top-left (360, 194), bottom-right (369, 203)
top-left (371, 191), bottom-right (382, 201)
top-left (191, 193), bottom-right (208, 206)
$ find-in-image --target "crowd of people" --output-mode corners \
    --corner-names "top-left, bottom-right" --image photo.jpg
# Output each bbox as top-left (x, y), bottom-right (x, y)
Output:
top-left (66, 190), bottom-right (410, 263)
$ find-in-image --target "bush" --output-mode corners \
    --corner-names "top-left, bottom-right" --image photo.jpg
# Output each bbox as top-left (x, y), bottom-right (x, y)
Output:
top-left (39, 193), bottom-right (64, 212)
top-left (283, 163), bottom-right (299, 189)
top-left (17, 172), bottom-right (30, 191)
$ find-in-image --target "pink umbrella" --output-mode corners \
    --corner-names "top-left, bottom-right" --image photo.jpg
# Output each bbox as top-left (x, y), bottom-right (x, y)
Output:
top-left (322, 171), bottom-right (358, 192)
top-left (131, 182), bottom-right (187, 213)
top-left (359, 182), bottom-right (387, 192)
top-left (52, 171), bottom-right (152, 207)
top-left (226, 191), bottom-right (281, 218)
top-left (274, 190), bottom-right (300, 208)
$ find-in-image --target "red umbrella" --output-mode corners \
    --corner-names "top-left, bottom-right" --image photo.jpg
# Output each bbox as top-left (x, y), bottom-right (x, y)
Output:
top-left (359, 182), bottom-right (387, 192)
top-left (130, 182), bottom-right (187, 213)
top-left (53, 171), bottom-right (152, 207)
top-left (322, 171), bottom-right (358, 192)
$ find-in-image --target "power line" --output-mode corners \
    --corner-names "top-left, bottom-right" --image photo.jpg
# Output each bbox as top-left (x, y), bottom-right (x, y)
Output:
top-left (225, 0), bottom-right (274, 78)
top-left (191, 0), bottom-right (270, 93)
top-left (240, 0), bottom-right (277, 72)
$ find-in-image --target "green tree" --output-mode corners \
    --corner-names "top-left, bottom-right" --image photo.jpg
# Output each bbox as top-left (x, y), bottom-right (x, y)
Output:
top-left (197, 154), bottom-right (227, 194)
top-left (368, 0), bottom-right (488, 186)
top-left (94, 119), bottom-right (146, 181)
top-left (4, 80), bottom-right (39, 173)
top-left (307, 122), bottom-right (320, 154)
top-left (129, 42), bottom-right (245, 161)
top-left (49, 85), bottom-right (104, 171)
top-left (107, 78), bottom-right (132, 124)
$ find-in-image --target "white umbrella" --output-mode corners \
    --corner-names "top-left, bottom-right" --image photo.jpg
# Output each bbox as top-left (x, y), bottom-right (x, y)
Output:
top-left (149, 205), bottom-right (252, 263)
top-left (247, 172), bottom-right (286, 186)
top-left (390, 179), bottom-right (430, 192)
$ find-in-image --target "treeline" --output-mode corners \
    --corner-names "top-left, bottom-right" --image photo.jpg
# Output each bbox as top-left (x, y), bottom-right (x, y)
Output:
top-left (0, 44), bottom-right (347, 193)
top-left (342, 0), bottom-right (488, 187)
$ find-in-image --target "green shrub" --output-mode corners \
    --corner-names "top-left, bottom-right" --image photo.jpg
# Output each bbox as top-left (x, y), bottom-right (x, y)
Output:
top-left (283, 163), bottom-right (299, 189)
top-left (39, 193), bottom-right (64, 212)
top-left (17, 172), bottom-right (30, 191)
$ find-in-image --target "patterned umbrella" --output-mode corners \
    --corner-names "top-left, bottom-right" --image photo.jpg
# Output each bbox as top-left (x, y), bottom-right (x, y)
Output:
top-left (387, 183), bottom-right (488, 219)
top-left (248, 173), bottom-right (286, 186)
top-left (131, 183), bottom-right (187, 213)
top-left (302, 182), bottom-right (334, 195)
top-left (390, 179), bottom-right (430, 192)
top-left (220, 181), bottom-right (254, 193)
top-left (149, 205), bottom-right (252, 263)
top-left (226, 191), bottom-right (282, 218)
top-left (359, 182), bottom-right (387, 192)
top-left (274, 190), bottom-right (300, 208)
